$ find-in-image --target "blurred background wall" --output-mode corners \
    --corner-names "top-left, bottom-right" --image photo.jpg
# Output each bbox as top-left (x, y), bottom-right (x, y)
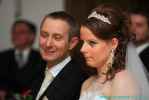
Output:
top-left (0, 0), bottom-right (149, 51)
top-left (0, 0), bottom-right (64, 51)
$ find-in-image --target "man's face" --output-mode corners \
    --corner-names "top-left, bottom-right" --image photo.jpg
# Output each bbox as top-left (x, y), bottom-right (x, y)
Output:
top-left (40, 18), bottom-right (72, 65)
top-left (130, 14), bottom-right (149, 45)
top-left (11, 23), bottom-right (34, 49)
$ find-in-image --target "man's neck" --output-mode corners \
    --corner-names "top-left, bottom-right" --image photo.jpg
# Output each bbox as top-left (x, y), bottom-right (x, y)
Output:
top-left (15, 44), bottom-right (32, 51)
top-left (136, 42), bottom-right (149, 54)
top-left (134, 39), bottom-right (149, 47)
top-left (47, 55), bottom-right (70, 69)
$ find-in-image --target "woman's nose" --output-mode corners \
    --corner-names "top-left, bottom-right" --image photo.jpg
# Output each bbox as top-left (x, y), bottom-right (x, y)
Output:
top-left (80, 42), bottom-right (87, 53)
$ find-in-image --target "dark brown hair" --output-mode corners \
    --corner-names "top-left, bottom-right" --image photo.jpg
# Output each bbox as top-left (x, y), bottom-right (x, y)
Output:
top-left (129, 8), bottom-right (149, 26)
top-left (82, 4), bottom-right (130, 80)
top-left (12, 19), bottom-right (37, 35)
top-left (41, 11), bottom-right (80, 39)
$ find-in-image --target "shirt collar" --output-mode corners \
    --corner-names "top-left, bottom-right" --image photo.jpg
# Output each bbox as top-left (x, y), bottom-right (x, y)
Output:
top-left (15, 48), bottom-right (31, 56)
top-left (47, 56), bottom-right (71, 77)
top-left (15, 48), bottom-right (31, 64)
top-left (136, 43), bottom-right (149, 54)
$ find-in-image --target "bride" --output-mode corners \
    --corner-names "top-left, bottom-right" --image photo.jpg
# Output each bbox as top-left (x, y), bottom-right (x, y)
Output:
top-left (79, 4), bottom-right (149, 100)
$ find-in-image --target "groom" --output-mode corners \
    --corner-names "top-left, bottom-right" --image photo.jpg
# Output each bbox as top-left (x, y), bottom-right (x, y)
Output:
top-left (31, 11), bottom-right (88, 100)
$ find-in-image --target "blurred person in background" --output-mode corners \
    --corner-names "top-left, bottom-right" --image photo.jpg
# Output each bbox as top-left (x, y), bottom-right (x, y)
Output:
top-left (129, 9), bottom-right (149, 74)
top-left (0, 19), bottom-right (45, 99)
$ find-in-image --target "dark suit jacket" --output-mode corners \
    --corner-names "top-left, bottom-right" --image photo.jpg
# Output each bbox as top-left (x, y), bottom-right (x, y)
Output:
top-left (139, 46), bottom-right (149, 72)
top-left (0, 48), bottom-right (45, 93)
top-left (32, 59), bottom-right (88, 100)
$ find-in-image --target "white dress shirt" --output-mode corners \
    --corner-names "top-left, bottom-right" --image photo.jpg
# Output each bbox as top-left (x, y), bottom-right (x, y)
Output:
top-left (15, 48), bottom-right (30, 68)
top-left (36, 56), bottom-right (71, 100)
top-left (136, 43), bottom-right (149, 54)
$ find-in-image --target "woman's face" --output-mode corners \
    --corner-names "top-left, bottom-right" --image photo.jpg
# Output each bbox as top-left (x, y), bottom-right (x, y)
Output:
top-left (80, 26), bottom-right (116, 69)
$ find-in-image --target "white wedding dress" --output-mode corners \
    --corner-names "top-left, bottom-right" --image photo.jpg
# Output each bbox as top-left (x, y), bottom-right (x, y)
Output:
top-left (79, 42), bottom-right (149, 100)
top-left (79, 78), bottom-right (108, 100)
top-left (79, 90), bottom-right (107, 100)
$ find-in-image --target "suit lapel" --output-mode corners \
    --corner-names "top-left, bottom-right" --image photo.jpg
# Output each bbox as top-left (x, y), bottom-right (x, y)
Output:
top-left (9, 49), bottom-right (18, 71)
top-left (39, 60), bottom-right (75, 100)
top-left (26, 49), bottom-right (34, 66)
top-left (31, 72), bottom-right (44, 100)
top-left (139, 46), bottom-right (149, 72)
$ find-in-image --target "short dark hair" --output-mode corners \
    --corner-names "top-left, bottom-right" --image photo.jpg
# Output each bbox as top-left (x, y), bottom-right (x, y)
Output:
top-left (82, 4), bottom-right (130, 80)
top-left (12, 19), bottom-right (37, 35)
top-left (129, 8), bottom-right (149, 26)
top-left (41, 11), bottom-right (80, 39)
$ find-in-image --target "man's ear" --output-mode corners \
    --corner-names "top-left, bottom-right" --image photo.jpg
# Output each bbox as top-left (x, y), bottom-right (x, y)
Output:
top-left (69, 36), bottom-right (79, 50)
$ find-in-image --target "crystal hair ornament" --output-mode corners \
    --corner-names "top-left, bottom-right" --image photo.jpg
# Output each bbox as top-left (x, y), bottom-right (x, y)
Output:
top-left (88, 11), bottom-right (111, 24)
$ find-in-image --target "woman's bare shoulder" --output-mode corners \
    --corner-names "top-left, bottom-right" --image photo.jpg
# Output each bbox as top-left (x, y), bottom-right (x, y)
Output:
top-left (111, 69), bottom-right (139, 96)
top-left (114, 69), bottom-right (136, 83)
top-left (81, 76), bottom-right (95, 91)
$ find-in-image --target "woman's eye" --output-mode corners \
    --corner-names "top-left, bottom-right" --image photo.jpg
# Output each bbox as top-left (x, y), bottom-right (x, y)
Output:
top-left (88, 40), bottom-right (97, 47)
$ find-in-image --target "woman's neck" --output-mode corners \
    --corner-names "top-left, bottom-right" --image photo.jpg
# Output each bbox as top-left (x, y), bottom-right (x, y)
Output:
top-left (96, 62), bottom-right (110, 83)
top-left (96, 71), bottom-right (107, 84)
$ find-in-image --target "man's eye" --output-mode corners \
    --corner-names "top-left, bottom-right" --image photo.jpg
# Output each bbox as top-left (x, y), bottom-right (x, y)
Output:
top-left (40, 32), bottom-right (48, 38)
top-left (54, 35), bottom-right (62, 40)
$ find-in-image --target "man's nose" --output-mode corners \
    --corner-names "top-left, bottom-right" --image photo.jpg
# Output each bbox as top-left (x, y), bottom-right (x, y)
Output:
top-left (46, 37), bottom-right (53, 47)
